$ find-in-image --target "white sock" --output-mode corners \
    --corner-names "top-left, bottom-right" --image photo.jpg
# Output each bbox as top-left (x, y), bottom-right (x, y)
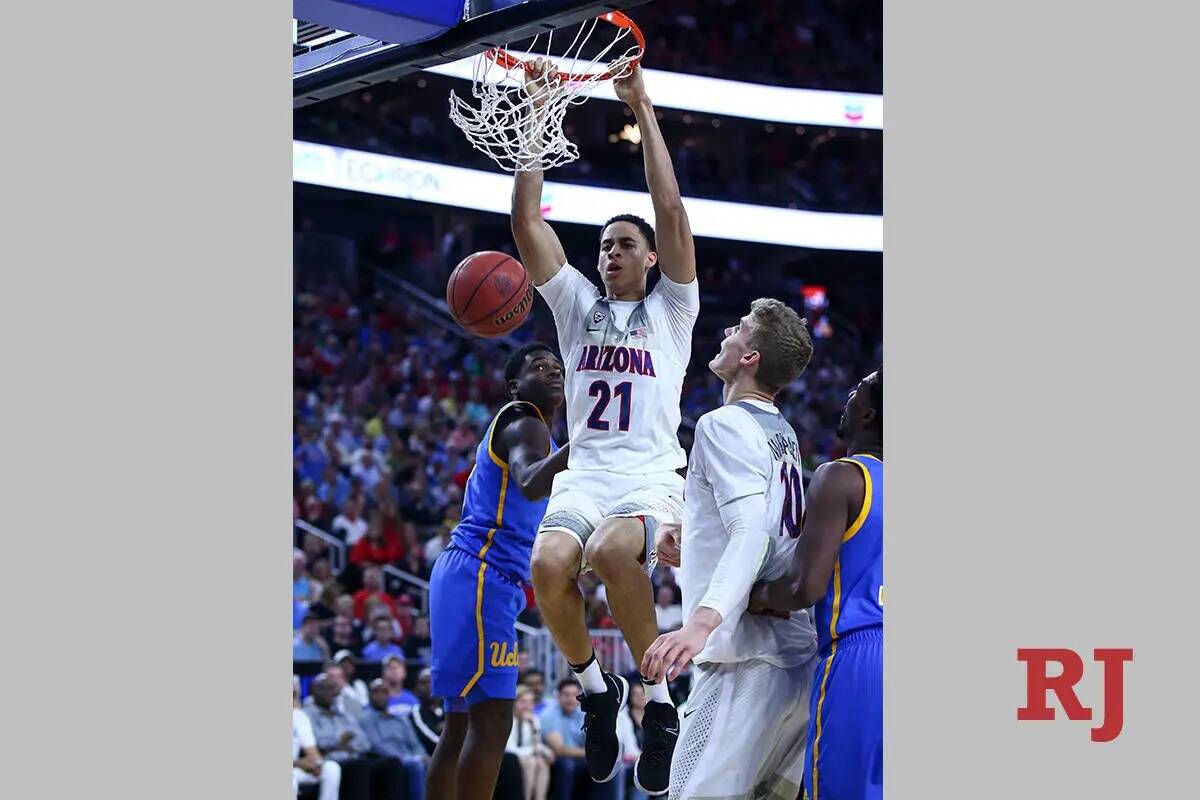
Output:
top-left (642, 678), bottom-right (671, 705)
top-left (571, 655), bottom-right (608, 695)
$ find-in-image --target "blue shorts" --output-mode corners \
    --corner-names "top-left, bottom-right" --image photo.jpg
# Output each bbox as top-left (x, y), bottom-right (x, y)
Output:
top-left (804, 627), bottom-right (882, 800)
top-left (429, 546), bottom-right (527, 713)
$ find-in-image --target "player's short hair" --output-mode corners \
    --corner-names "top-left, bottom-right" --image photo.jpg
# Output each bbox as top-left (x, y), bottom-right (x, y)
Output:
top-left (747, 298), bottom-right (815, 395)
top-left (504, 341), bottom-right (558, 386)
top-left (602, 213), bottom-right (657, 253)
top-left (869, 367), bottom-right (882, 429)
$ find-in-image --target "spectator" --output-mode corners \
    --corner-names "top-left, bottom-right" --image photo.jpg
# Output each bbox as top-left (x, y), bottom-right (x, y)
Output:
top-left (332, 655), bottom-right (370, 715)
top-left (308, 662), bottom-right (360, 719)
top-left (333, 594), bottom-right (362, 629)
top-left (363, 617), bottom-right (407, 663)
top-left (294, 612), bottom-right (332, 663)
top-left (350, 511), bottom-right (405, 567)
top-left (350, 448), bottom-right (386, 491)
top-left (300, 533), bottom-right (330, 571)
top-left (382, 654), bottom-right (420, 716)
top-left (392, 594), bottom-right (417, 638)
top-left (304, 675), bottom-right (410, 800)
top-left (333, 496), bottom-right (369, 545)
top-left (519, 669), bottom-right (548, 716)
top-left (654, 584), bottom-right (684, 632)
top-left (354, 566), bottom-right (400, 621)
top-left (360, 679), bottom-right (428, 800)
top-left (539, 678), bottom-right (615, 800)
top-left (324, 613), bottom-right (363, 658)
top-left (410, 668), bottom-right (444, 756)
top-left (422, 524), bottom-right (452, 565)
top-left (301, 495), bottom-right (332, 530)
top-left (293, 553), bottom-right (312, 601)
top-left (294, 678), bottom-right (342, 800)
top-left (507, 686), bottom-right (554, 800)
top-left (309, 557), bottom-right (342, 604)
top-left (317, 464), bottom-right (352, 510)
top-left (403, 615), bottom-right (433, 668)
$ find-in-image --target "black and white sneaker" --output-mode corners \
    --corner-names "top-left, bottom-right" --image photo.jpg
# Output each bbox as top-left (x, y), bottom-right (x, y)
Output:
top-left (579, 672), bottom-right (629, 783)
top-left (634, 700), bottom-right (679, 796)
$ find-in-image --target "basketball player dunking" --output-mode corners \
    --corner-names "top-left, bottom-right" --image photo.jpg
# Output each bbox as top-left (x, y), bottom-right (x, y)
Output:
top-left (426, 343), bottom-right (571, 800)
top-left (751, 369), bottom-right (884, 800)
top-left (511, 61), bottom-right (698, 796)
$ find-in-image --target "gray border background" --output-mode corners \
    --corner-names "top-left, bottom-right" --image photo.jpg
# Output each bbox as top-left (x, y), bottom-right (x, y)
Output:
top-left (888, 1), bottom-right (1200, 796)
top-left (6, 2), bottom-right (289, 798)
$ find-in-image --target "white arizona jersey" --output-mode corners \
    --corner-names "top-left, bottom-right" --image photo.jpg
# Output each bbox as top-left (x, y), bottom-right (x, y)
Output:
top-left (680, 399), bottom-right (818, 668)
top-left (535, 263), bottom-right (698, 475)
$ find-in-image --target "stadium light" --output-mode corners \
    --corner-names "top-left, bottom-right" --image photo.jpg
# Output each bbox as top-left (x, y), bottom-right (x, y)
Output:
top-left (293, 141), bottom-right (882, 253)
top-left (424, 57), bottom-right (883, 130)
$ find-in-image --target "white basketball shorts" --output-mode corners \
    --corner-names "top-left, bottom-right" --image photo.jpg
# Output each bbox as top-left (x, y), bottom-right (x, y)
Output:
top-left (670, 657), bottom-right (816, 800)
top-left (537, 468), bottom-right (684, 575)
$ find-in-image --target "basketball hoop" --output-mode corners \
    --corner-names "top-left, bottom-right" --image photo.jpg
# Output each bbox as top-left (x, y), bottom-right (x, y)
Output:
top-left (448, 11), bottom-right (645, 173)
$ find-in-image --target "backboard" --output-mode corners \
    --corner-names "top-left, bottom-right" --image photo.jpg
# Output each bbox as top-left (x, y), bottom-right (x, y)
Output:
top-left (293, 0), bottom-right (651, 109)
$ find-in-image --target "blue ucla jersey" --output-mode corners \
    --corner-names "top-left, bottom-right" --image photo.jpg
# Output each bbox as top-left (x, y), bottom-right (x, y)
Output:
top-left (813, 453), bottom-right (883, 653)
top-left (450, 401), bottom-right (559, 584)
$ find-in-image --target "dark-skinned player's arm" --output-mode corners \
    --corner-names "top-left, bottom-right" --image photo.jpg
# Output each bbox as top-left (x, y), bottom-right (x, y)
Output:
top-left (614, 65), bottom-right (696, 284)
top-left (499, 413), bottom-right (570, 501)
top-left (750, 460), bottom-right (864, 613)
top-left (511, 58), bottom-right (569, 287)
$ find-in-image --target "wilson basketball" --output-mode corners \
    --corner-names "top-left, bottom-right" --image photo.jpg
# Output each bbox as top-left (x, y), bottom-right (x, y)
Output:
top-left (446, 251), bottom-right (534, 338)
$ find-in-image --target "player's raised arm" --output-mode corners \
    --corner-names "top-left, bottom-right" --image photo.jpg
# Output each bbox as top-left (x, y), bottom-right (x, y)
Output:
top-left (511, 58), bottom-right (569, 286)
top-left (614, 65), bottom-right (696, 285)
top-left (752, 460), bottom-right (864, 612)
top-left (501, 414), bottom-right (570, 501)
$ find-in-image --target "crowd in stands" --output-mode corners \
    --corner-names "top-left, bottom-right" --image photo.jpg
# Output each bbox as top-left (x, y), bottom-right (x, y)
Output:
top-left (292, 0), bottom-right (882, 215)
top-left (294, 656), bottom-right (660, 799)
top-left (294, 81), bottom-right (882, 215)
top-left (636, 0), bottom-right (881, 92)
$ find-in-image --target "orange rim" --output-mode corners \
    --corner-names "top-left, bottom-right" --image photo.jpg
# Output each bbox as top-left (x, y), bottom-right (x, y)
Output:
top-left (485, 11), bottom-right (645, 83)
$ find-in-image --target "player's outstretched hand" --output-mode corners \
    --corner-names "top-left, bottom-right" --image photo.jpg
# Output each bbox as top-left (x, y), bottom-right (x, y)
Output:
top-left (641, 622), bottom-right (707, 683)
top-left (654, 521), bottom-right (681, 567)
top-left (612, 63), bottom-right (648, 106)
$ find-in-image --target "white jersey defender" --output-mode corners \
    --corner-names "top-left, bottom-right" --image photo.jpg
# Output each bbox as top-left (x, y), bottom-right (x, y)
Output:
top-left (535, 262), bottom-right (699, 567)
top-left (671, 399), bottom-right (819, 800)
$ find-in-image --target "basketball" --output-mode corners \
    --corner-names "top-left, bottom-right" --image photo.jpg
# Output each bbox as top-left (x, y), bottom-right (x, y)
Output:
top-left (446, 251), bottom-right (534, 338)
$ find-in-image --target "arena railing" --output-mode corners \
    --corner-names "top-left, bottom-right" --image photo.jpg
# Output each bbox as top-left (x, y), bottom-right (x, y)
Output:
top-left (295, 519), bottom-right (347, 573)
top-left (382, 564), bottom-right (431, 615)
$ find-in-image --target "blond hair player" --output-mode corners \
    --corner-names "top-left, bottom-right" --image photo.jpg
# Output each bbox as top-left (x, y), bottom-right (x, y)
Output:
top-left (510, 61), bottom-right (698, 796)
top-left (641, 299), bottom-right (820, 800)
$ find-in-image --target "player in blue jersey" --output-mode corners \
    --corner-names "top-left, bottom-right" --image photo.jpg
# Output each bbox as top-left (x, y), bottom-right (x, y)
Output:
top-left (426, 342), bottom-right (570, 800)
top-left (751, 367), bottom-right (883, 800)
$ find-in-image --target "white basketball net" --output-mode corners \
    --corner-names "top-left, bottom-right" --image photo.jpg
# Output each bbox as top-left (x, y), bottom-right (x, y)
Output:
top-left (448, 16), bottom-right (643, 173)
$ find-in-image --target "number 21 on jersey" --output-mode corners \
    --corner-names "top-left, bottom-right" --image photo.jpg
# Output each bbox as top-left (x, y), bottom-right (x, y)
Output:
top-left (586, 379), bottom-right (632, 432)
